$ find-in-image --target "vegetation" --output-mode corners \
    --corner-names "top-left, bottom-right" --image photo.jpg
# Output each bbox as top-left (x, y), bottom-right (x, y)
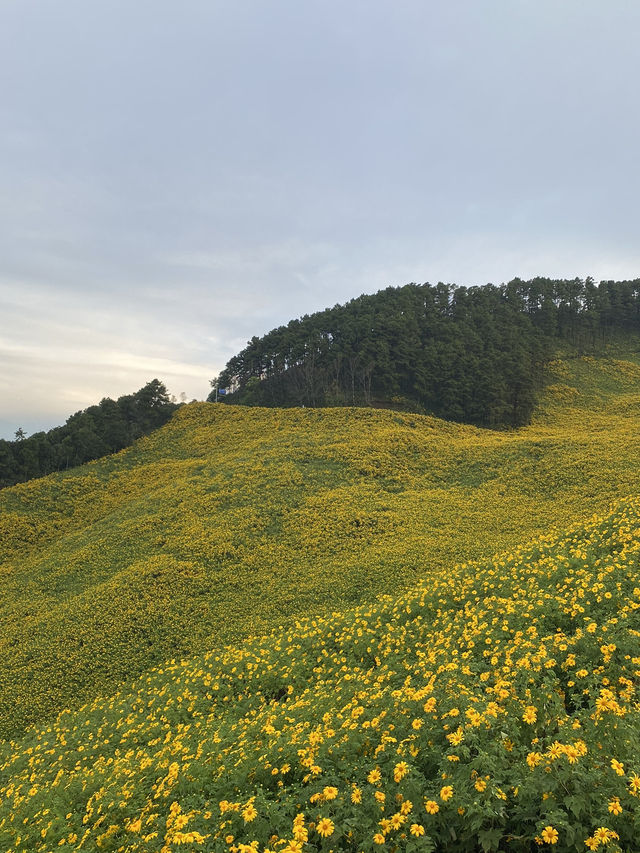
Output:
top-left (2, 341), bottom-right (640, 851)
top-left (0, 348), bottom-right (639, 744)
top-left (0, 379), bottom-right (177, 489)
top-left (213, 278), bottom-right (640, 427)
top-left (2, 494), bottom-right (640, 852)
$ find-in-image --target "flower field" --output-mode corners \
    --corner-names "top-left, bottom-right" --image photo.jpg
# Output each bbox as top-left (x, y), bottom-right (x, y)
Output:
top-left (0, 352), bottom-right (640, 744)
top-left (1, 495), bottom-right (640, 851)
top-left (1, 348), bottom-right (640, 851)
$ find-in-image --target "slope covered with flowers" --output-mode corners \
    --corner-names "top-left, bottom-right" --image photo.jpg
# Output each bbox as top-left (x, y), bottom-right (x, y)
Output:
top-left (0, 351), bottom-right (640, 740)
top-left (1, 495), bottom-right (640, 852)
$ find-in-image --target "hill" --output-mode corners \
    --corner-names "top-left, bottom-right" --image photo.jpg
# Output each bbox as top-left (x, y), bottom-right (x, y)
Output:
top-left (2, 492), bottom-right (640, 852)
top-left (213, 278), bottom-right (640, 427)
top-left (0, 345), bottom-right (639, 741)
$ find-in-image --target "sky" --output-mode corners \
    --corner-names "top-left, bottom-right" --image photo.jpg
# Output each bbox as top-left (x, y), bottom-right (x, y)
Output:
top-left (1, 0), bottom-right (640, 438)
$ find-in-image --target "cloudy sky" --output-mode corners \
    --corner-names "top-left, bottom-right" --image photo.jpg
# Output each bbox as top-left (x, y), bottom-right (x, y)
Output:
top-left (1, 0), bottom-right (639, 438)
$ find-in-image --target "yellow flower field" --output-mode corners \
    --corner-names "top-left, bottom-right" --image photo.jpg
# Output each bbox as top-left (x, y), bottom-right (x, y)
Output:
top-left (0, 350), bottom-right (639, 744)
top-left (1, 493), bottom-right (640, 851)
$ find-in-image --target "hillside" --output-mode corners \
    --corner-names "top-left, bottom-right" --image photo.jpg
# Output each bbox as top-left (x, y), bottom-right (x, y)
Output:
top-left (214, 278), bottom-right (640, 427)
top-left (1, 346), bottom-right (640, 742)
top-left (2, 492), bottom-right (640, 851)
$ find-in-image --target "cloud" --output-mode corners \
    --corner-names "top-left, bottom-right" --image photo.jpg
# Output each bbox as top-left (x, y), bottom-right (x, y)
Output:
top-left (1, 0), bottom-right (640, 437)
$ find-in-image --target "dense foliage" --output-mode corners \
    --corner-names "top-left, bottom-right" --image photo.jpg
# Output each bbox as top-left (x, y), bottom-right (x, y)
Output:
top-left (0, 350), bottom-right (639, 743)
top-left (0, 379), bottom-right (177, 489)
top-left (213, 278), bottom-right (640, 426)
top-left (2, 495), bottom-right (640, 852)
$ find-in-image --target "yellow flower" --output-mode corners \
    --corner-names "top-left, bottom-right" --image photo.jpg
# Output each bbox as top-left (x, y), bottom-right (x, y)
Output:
top-left (400, 799), bottom-right (413, 815)
top-left (351, 786), bottom-right (362, 804)
top-left (410, 824), bottom-right (425, 836)
top-left (424, 800), bottom-right (439, 815)
top-left (594, 826), bottom-right (614, 844)
top-left (541, 826), bottom-right (558, 845)
top-left (522, 706), bottom-right (537, 724)
top-left (446, 727), bottom-right (464, 746)
top-left (393, 761), bottom-right (409, 782)
top-left (316, 817), bottom-right (334, 838)
top-left (440, 785), bottom-right (453, 801)
top-left (389, 812), bottom-right (404, 830)
top-left (474, 780), bottom-right (487, 792)
top-left (527, 751), bottom-right (543, 770)
top-left (292, 826), bottom-right (308, 843)
top-left (242, 804), bottom-right (257, 823)
top-left (322, 786), bottom-right (338, 801)
top-left (367, 767), bottom-right (381, 784)
top-left (373, 832), bottom-right (386, 844)
top-left (379, 818), bottom-right (392, 834)
top-left (611, 758), bottom-right (625, 776)
top-left (608, 798), bottom-right (622, 815)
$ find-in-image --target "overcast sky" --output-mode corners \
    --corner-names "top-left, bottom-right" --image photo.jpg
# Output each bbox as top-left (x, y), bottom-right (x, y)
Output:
top-left (1, 0), bottom-right (639, 438)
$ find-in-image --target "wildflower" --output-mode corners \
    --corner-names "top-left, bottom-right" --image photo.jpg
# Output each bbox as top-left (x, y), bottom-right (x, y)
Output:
top-left (410, 824), bottom-right (425, 836)
top-left (447, 727), bottom-right (464, 746)
top-left (424, 800), bottom-right (439, 814)
top-left (594, 827), bottom-right (614, 844)
top-left (367, 767), bottom-right (381, 784)
top-left (351, 786), bottom-right (362, 804)
top-left (527, 751), bottom-right (543, 770)
top-left (440, 785), bottom-right (453, 801)
top-left (322, 786), bottom-right (338, 800)
top-left (389, 813), bottom-right (404, 830)
top-left (611, 758), bottom-right (625, 776)
top-left (242, 804), bottom-right (257, 823)
top-left (541, 825), bottom-right (558, 844)
top-left (608, 798), bottom-right (622, 815)
top-left (523, 706), bottom-right (537, 724)
top-left (316, 818), bottom-right (334, 838)
top-left (474, 780), bottom-right (487, 792)
top-left (393, 761), bottom-right (409, 782)
top-left (373, 832), bottom-right (386, 844)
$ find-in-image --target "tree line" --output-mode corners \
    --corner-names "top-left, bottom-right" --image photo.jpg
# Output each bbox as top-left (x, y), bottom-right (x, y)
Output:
top-left (0, 379), bottom-right (177, 489)
top-left (210, 277), bottom-right (640, 427)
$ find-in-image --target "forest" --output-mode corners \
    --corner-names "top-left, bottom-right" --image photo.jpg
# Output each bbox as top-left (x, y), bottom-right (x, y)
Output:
top-left (212, 277), bottom-right (640, 427)
top-left (0, 379), bottom-right (177, 489)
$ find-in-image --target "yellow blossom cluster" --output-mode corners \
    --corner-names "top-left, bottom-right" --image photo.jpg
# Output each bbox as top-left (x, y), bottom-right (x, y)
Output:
top-left (1, 492), bottom-right (640, 851)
